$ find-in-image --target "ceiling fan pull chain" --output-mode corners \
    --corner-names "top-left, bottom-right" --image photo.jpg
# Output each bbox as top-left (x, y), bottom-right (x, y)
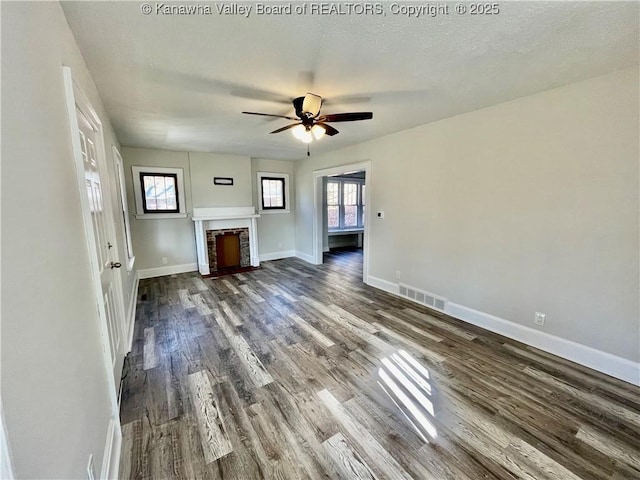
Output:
top-left (307, 144), bottom-right (310, 157)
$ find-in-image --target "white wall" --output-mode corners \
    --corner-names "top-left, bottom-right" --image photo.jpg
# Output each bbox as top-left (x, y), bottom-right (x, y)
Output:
top-left (122, 149), bottom-right (270, 271)
top-left (122, 147), bottom-right (197, 271)
top-left (295, 68), bottom-right (639, 364)
top-left (2, 2), bottom-right (135, 477)
top-left (190, 152), bottom-right (252, 207)
top-left (251, 158), bottom-right (297, 259)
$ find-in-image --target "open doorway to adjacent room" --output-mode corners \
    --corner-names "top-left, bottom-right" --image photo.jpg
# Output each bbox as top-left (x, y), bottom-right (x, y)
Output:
top-left (312, 161), bottom-right (371, 283)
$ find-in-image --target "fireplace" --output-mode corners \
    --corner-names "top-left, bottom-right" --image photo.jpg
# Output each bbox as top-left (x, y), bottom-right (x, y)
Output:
top-left (207, 228), bottom-right (250, 272)
top-left (192, 207), bottom-right (260, 275)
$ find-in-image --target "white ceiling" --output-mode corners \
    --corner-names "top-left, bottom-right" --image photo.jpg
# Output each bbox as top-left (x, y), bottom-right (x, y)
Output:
top-left (61, 1), bottom-right (639, 160)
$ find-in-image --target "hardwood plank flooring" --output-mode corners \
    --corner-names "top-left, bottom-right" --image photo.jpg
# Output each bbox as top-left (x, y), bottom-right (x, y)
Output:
top-left (120, 249), bottom-right (640, 479)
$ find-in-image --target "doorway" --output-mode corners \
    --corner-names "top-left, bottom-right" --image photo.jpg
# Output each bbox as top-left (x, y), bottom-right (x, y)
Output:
top-left (312, 161), bottom-right (371, 283)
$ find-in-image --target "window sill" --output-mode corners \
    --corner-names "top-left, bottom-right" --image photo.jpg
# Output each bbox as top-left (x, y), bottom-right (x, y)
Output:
top-left (258, 209), bottom-right (291, 215)
top-left (134, 213), bottom-right (188, 220)
top-left (328, 228), bottom-right (364, 235)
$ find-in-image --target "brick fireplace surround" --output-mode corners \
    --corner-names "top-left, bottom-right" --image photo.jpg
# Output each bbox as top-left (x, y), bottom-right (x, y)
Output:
top-left (206, 228), bottom-right (250, 272)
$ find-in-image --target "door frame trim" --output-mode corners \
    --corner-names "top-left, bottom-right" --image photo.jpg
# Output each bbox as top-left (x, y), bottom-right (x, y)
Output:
top-left (312, 160), bottom-right (371, 282)
top-left (1, 398), bottom-right (15, 479)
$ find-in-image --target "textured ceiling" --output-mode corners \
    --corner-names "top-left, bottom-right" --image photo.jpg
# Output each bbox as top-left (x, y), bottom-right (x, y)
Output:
top-left (61, 1), bottom-right (639, 160)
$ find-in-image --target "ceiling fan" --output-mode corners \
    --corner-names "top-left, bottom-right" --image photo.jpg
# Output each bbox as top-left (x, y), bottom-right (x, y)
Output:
top-left (242, 93), bottom-right (373, 144)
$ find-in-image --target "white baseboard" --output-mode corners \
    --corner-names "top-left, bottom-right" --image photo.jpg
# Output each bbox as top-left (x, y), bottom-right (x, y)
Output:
top-left (366, 275), bottom-right (399, 295)
top-left (295, 250), bottom-right (315, 264)
top-left (100, 418), bottom-right (121, 480)
top-left (259, 250), bottom-right (296, 262)
top-left (126, 274), bottom-right (139, 352)
top-left (365, 275), bottom-right (639, 386)
top-left (446, 302), bottom-right (640, 386)
top-left (137, 263), bottom-right (198, 279)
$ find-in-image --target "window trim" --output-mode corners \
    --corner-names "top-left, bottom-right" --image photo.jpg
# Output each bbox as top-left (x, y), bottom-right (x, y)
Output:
top-left (131, 165), bottom-right (187, 219)
top-left (257, 172), bottom-right (290, 214)
top-left (113, 147), bottom-right (135, 271)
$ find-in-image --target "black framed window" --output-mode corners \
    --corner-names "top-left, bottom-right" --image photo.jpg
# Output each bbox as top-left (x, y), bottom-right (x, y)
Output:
top-left (139, 172), bottom-right (179, 213)
top-left (261, 177), bottom-right (286, 210)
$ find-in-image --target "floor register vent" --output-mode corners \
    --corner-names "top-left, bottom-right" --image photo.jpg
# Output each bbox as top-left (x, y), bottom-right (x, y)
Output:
top-left (398, 283), bottom-right (447, 312)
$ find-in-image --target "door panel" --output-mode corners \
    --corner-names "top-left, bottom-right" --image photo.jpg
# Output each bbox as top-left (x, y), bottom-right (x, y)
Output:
top-left (76, 108), bottom-right (122, 385)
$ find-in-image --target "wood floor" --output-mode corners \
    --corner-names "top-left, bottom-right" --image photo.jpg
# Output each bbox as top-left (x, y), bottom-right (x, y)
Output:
top-left (119, 250), bottom-right (640, 479)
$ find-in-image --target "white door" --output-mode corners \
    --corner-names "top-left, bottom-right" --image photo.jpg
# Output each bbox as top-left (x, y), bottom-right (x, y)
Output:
top-left (64, 68), bottom-right (123, 479)
top-left (76, 109), bottom-right (123, 386)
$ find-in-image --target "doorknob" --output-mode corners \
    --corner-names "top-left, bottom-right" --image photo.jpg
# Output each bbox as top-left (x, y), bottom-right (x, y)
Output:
top-left (110, 262), bottom-right (122, 269)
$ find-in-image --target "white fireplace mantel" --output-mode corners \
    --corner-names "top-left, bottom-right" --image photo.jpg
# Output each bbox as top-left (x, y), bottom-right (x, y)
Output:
top-left (192, 207), bottom-right (260, 275)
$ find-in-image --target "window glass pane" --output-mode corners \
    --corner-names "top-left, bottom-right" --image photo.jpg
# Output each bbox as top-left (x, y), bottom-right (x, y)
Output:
top-left (327, 182), bottom-right (339, 205)
top-left (262, 179), bottom-right (270, 207)
top-left (156, 176), bottom-right (167, 210)
top-left (273, 180), bottom-right (283, 206)
top-left (328, 206), bottom-right (339, 228)
top-left (142, 174), bottom-right (177, 212)
top-left (344, 183), bottom-right (357, 206)
top-left (261, 178), bottom-right (284, 208)
top-left (362, 205), bottom-right (365, 226)
top-left (344, 205), bottom-right (357, 227)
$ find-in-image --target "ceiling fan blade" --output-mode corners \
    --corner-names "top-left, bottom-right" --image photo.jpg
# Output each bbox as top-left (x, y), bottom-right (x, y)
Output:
top-left (317, 112), bottom-right (373, 123)
top-left (316, 122), bottom-right (339, 136)
top-left (302, 93), bottom-right (323, 117)
top-left (243, 111), bottom-right (298, 121)
top-left (269, 123), bottom-right (301, 134)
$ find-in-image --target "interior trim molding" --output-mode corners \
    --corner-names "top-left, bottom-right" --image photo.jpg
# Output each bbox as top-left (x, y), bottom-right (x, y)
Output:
top-left (367, 275), bottom-right (639, 386)
top-left (137, 263), bottom-right (198, 279)
top-left (295, 251), bottom-right (315, 264)
top-left (366, 275), bottom-right (400, 295)
top-left (0, 399), bottom-right (15, 480)
top-left (446, 302), bottom-right (640, 387)
top-left (100, 418), bottom-right (121, 480)
top-left (259, 250), bottom-right (296, 262)
top-left (126, 273), bottom-right (140, 352)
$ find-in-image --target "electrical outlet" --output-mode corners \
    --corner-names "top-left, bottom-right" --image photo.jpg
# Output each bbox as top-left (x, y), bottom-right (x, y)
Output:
top-left (162, 257), bottom-right (168, 265)
top-left (396, 270), bottom-right (401, 280)
top-left (377, 211), bottom-right (384, 218)
top-left (86, 455), bottom-right (96, 480)
top-left (534, 312), bottom-right (546, 326)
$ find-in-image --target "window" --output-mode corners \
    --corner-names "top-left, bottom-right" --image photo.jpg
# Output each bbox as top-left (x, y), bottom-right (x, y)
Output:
top-left (131, 166), bottom-right (187, 219)
top-left (327, 182), bottom-right (339, 229)
top-left (343, 183), bottom-right (358, 227)
top-left (261, 177), bottom-right (285, 210)
top-left (327, 178), bottom-right (365, 230)
top-left (140, 173), bottom-right (179, 213)
top-left (257, 172), bottom-right (290, 214)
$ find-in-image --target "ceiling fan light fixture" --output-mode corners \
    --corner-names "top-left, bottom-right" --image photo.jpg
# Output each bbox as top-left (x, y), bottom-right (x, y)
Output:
top-left (311, 124), bottom-right (326, 140)
top-left (292, 124), bottom-right (313, 143)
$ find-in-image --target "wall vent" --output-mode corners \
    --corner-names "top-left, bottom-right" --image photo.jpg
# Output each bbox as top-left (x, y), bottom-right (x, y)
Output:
top-left (398, 283), bottom-right (447, 312)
